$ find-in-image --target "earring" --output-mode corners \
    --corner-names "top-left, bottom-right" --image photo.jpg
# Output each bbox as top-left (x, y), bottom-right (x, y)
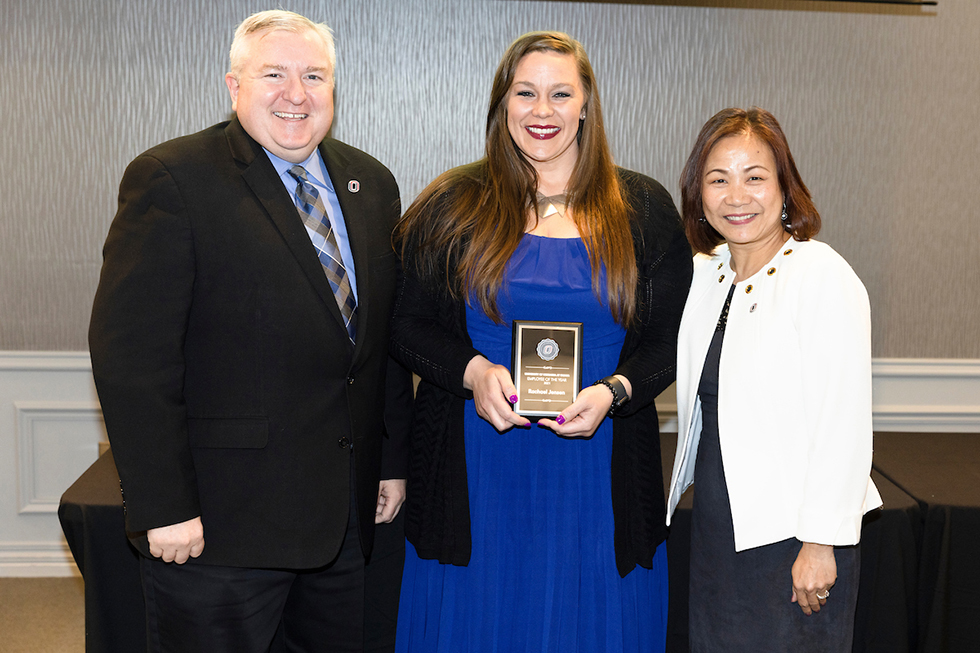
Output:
top-left (781, 203), bottom-right (788, 222)
top-left (699, 216), bottom-right (707, 223)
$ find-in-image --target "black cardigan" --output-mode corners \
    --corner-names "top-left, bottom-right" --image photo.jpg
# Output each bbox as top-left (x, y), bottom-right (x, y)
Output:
top-left (390, 169), bottom-right (693, 577)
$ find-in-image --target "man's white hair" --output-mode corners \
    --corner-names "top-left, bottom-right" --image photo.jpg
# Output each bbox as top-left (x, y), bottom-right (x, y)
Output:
top-left (228, 10), bottom-right (336, 82)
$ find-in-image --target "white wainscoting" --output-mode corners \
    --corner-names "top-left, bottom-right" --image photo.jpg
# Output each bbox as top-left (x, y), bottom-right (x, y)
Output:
top-left (656, 358), bottom-right (980, 433)
top-left (17, 401), bottom-right (106, 514)
top-left (870, 359), bottom-right (980, 431)
top-left (1, 352), bottom-right (978, 576)
top-left (0, 352), bottom-right (103, 576)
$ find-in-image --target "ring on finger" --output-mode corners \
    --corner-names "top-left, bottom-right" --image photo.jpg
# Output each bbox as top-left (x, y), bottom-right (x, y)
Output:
top-left (816, 590), bottom-right (830, 600)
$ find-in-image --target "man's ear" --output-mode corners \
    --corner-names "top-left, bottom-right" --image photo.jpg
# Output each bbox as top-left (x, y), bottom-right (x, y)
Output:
top-left (225, 73), bottom-right (240, 111)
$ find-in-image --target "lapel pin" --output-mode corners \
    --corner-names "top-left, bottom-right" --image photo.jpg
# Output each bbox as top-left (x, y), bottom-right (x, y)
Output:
top-left (348, 180), bottom-right (360, 193)
top-left (749, 303), bottom-right (757, 313)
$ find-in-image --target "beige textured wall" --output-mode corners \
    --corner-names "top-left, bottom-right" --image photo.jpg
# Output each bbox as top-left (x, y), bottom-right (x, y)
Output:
top-left (1, 0), bottom-right (976, 357)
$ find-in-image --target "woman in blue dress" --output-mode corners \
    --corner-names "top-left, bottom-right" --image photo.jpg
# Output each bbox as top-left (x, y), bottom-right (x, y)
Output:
top-left (390, 32), bottom-right (692, 652)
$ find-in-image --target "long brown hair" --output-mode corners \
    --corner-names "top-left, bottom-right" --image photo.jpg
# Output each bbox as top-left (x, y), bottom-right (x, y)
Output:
top-left (395, 31), bottom-right (637, 325)
top-left (679, 107), bottom-right (820, 255)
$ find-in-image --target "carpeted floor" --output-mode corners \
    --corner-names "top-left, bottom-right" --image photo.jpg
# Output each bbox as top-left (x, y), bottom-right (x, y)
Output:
top-left (0, 577), bottom-right (84, 652)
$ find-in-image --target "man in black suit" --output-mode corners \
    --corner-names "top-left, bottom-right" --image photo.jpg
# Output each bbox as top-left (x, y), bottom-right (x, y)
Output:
top-left (89, 10), bottom-right (411, 652)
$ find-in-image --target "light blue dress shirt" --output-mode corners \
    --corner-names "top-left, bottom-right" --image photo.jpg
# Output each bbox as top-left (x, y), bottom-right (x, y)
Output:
top-left (265, 148), bottom-right (358, 301)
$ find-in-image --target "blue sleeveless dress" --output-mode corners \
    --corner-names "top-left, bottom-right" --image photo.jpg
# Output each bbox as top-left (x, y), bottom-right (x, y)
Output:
top-left (395, 234), bottom-right (668, 652)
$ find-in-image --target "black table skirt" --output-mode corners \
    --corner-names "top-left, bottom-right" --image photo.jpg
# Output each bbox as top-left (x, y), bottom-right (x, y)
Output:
top-left (872, 432), bottom-right (980, 653)
top-left (58, 451), bottom-right (144, 653)
top-left (61, 436), bottom-right (959, 653)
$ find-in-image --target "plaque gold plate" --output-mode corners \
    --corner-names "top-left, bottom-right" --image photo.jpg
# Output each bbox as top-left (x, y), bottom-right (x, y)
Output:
top-left (511, 320), bottom-right (583, 419)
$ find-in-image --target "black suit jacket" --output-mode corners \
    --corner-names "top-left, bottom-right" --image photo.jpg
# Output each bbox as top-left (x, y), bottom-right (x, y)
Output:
top-left (89, 118), bottom-right (411, 569)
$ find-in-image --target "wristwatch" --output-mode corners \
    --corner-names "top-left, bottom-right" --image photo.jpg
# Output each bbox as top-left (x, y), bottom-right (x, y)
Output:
top-left (592, 375), bottom-right (630, 416)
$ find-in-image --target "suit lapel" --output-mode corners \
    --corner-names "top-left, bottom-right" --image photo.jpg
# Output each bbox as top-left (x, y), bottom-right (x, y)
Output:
top-left (225, 120), bottom-right (351, 342)
top-left (321, 140), bottom-right (371, 358)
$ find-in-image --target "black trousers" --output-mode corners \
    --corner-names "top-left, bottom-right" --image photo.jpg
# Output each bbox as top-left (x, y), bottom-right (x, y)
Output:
top-left (363, 510), bottom-right (405, 653)
top-left (141, 472), bottom-right (365, 653)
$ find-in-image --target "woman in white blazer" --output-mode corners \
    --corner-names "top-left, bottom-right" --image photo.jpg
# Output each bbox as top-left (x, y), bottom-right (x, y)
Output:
top-left (666, 108), bottom-right (881, 652)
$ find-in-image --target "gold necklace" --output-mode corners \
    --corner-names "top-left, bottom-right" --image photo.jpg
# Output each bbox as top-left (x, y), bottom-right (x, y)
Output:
top-left (535, 192), bottom-right (567, 219)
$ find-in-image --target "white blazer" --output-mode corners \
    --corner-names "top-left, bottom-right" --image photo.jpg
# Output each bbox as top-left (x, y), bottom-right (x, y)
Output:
top-left (666, 239), bottom-right (882, 552)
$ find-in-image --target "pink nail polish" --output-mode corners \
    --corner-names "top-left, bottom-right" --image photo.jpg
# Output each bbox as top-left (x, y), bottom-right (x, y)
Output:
top-left (509, 395), bottom-right (518, 404)
top-left (556, 415), bottom-right (565, 425)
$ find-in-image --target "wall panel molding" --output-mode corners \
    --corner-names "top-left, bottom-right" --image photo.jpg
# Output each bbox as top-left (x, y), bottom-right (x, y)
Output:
top-left (871, 358), bottom-right (980, 432)
top-left (658, 358), bottom-right (980, 433)
top-left (0, 542), bottom-right (79, 577)
top-left (0, 351), bottom-right (103, 577)
top-left (0, 351), bottom-right (93, 371)
top-left (1, 352), bottom-right (976, 576)
top-left (16, 401), bottom-right (105, 513)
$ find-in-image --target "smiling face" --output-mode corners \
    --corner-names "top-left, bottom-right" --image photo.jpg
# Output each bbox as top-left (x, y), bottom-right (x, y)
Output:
top-left (701, 133), bottom-right (786, 256)
top-left (225, 28), bottom-right (334, 163)
top-left (506, 51), bottom-right (587, 180)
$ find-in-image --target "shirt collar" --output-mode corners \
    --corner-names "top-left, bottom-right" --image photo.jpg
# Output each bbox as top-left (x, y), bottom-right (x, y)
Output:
top-left (264, 147), bottom-right (334, 193)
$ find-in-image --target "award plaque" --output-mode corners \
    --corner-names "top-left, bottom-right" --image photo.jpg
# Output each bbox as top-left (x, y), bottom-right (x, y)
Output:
top-left (511, 320), bottom-right (583, 419)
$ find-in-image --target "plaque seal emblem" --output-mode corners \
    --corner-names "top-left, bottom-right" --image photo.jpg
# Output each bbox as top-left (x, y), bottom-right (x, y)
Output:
top-left (536, 338), bottom-right (560, 361)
